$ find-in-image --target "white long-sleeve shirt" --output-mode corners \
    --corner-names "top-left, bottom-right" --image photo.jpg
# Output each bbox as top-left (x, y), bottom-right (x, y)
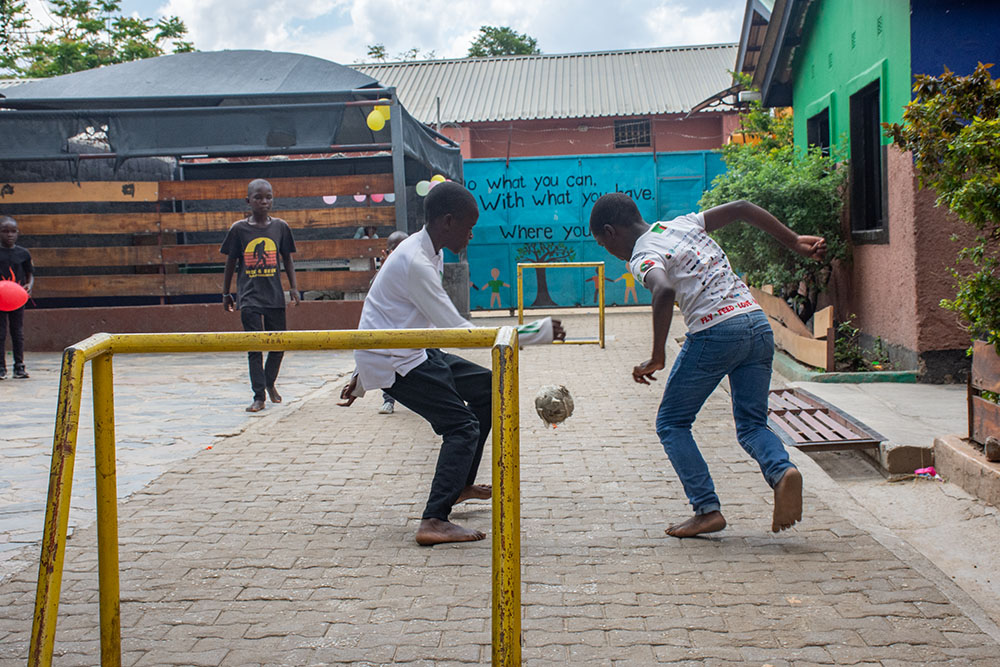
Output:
top-left (353, 227), bottom-right (551, 393)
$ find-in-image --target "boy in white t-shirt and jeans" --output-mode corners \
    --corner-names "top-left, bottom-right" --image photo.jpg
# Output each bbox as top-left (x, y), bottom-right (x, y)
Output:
top-left (589, 194), bottom-right (827, 538)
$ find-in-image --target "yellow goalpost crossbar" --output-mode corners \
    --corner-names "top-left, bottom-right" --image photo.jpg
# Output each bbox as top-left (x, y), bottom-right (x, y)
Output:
top-left (29, 328), bottom-right (522, 667)
top-left (516, 261), bottom-right (605, 348)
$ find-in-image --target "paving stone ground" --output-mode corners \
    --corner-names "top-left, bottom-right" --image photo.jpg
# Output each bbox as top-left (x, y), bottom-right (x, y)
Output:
top-left (1, 311), bottom-right (998, 665)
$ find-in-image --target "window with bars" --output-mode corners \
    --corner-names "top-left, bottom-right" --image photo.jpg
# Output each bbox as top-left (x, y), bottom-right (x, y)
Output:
top-left (849, 80), bottom-right (887, 242)
top-left (614, 119), bottom-right (651, 148)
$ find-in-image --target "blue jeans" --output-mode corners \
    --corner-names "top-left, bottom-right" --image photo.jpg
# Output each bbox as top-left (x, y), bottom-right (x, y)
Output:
top-left (655, 310), bottom-right (794, 515)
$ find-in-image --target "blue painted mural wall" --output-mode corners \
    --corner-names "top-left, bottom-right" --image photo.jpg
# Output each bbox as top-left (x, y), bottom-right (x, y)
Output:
top-left (459, 151), bottom-right (725, 310)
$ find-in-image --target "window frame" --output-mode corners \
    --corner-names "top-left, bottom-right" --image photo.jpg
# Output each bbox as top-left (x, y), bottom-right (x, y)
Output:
top-left (848, 80), bottom-right (889, 244)
top-left (613, 118), bottom-right (651, 149)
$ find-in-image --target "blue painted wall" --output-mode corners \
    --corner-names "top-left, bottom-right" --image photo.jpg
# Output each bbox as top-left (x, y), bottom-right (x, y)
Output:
top-left (910, 1), bottom-right (1000, 78)
top-left (458, 151), bottom-right (725, 310)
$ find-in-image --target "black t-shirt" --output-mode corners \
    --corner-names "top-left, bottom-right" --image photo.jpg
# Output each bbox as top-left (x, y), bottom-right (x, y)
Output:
top-left (220, 218), bottom-right (296, 310)
top-left (0, 245), bottom-right (32, 285)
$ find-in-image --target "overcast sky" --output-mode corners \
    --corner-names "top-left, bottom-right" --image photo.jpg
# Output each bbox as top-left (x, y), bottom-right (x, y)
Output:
top-left (28, 0), bottom-right (746, 65)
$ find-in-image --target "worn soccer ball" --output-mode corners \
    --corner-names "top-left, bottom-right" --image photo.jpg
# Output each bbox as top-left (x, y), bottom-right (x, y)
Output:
top-left (534, 385), bottom-right (574, 427)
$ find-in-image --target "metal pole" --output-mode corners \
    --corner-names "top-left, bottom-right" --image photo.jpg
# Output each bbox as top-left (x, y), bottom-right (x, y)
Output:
top-left (598, 263), bottom-right (606, 349)
top-left (388, 89), bottom-right (408, 233)
top-left (93, 352), bottom-right (122, 666)
top-left (491, 326), bottom-right (520, 666)
top-left (29, 348), bottom-right (87, 667)
top-left (516, 265), bottom-right (524, 325)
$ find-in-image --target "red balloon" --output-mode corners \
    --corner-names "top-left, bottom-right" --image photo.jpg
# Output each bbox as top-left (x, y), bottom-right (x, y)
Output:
top-left (0, 281), bottom-right (28, 311)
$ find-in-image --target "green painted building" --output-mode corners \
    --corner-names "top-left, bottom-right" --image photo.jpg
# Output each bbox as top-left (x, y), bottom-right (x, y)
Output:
top-left (736, 0), bottom-right (1000, 381)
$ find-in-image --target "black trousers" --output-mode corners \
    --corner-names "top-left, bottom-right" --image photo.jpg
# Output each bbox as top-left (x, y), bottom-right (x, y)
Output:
top-left (240, 307), bottom-right (286, 401)
top-left (0, 306), bottom-right (25, 368)
top-left (385, 349), bottom-right (492, 521)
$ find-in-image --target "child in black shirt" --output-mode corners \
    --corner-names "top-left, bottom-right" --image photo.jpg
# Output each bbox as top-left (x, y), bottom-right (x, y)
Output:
top-left (0, 216), bottom-right (33, 379)
top-left (221, 180), bottom-right (300, 412)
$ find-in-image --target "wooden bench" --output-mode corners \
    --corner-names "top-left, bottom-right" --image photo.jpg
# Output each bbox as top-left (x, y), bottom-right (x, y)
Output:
top-left (767, 388), bottom-right (884, 451)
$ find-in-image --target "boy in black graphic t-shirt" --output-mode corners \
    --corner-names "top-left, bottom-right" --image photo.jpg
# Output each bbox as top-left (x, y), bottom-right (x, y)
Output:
top-left (221, 179), bottom-right (300, 412)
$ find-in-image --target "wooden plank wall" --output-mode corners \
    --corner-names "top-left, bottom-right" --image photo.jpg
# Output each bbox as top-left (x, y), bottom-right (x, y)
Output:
top-left (7, 176), bottom-right (397, 300)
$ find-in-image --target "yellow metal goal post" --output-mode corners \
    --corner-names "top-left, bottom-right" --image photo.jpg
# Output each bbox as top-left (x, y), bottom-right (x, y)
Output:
top-left (516, 261), bottom-right (605, 348)
top-left (29, 328), bottom-right (523, 667)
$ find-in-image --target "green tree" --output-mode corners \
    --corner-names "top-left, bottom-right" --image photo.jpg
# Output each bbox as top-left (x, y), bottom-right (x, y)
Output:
top-left (0, 0), bottom-right (31, 75)
top-left (366, 43), bottom-right (387, 62)
top-left (467, 26), bottom-right (540, 58)
top-left (700, 86), bottom-right (846, 320)
top-left (2, 0), bottom-right (193, 78)
top-left (884, 63), bottom-right (1000, 350)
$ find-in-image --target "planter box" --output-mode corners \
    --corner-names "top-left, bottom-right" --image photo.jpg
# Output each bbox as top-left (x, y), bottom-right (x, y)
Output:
top-left (970, 340), bottom-right (1000, 447)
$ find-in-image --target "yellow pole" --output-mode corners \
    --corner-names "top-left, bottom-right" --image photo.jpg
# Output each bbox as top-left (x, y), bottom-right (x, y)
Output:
top-left (516, 266), bottom-right (524, 325)
top-left (93, 353), bottom-right (122, 666)
top-left (491, 326), bottom-right (520, 666)
top-left (30, 347), bottom-right (87, 667)
top-left (597, 263), bottom-right (606, 349)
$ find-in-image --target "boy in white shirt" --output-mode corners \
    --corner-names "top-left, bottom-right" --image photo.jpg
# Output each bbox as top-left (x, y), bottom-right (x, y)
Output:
top-left (340, 182), bottom-right (565, 546)
top-left (589, 193), bottom-right (827, 538)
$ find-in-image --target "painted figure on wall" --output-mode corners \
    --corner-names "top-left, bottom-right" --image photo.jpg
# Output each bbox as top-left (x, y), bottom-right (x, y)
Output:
top-left (614, 270), bottom-right (638, 304)
top-left (478, 267), bottom-right (510, 308)
top-left (584, 268), bottom-right (611, 303)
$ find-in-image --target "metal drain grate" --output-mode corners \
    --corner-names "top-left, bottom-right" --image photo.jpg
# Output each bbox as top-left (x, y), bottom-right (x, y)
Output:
top-left (767, 388), bottom-right (885, 451)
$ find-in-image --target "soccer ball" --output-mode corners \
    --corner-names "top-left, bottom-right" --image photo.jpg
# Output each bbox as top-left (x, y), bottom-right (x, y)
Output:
top-left (534, 385), bottom-right (574, 427)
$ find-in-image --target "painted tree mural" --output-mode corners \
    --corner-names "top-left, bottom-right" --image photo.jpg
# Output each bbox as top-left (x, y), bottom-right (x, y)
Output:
top-left (515, 242), bottom-right (576, 307)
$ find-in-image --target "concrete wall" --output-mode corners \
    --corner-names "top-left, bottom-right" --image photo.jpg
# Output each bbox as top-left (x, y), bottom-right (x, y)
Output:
top-left (828, 147), bottom-right (973, 380)
top-left (22, 300), bottom-right (364, 352)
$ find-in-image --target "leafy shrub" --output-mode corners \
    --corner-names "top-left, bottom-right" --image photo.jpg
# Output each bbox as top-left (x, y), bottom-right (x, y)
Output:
top-left (884, 63), bottom-right (1000, 350)
top-left (700, 92), bottom-right (847, 316)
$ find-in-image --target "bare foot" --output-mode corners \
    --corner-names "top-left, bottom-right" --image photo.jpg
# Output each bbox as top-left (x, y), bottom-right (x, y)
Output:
top-left (246, 400), bottom-right (265, 413)
top-left (772, 467), bottom-right (803, 532)
top-left (665, 510), bottom-right (727, 538)
top-left (415, 518), bottom-right (486, 546)
top-left (456, 484), bottom-right (492, 504)
top-left (266, 385), bottom-right (282, 403)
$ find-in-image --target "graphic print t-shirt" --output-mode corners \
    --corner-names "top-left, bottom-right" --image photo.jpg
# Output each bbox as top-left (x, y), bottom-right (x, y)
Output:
top-left (220, 218), bottom-right (296, 310)
top-left (0, 245), bottom-right (32, 285)
top-left (629, 212), bottom-right (760, 334)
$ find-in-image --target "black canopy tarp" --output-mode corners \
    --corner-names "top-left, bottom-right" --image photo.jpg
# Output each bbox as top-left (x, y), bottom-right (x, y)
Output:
top-left (0, 50), bottom-right (461, 180)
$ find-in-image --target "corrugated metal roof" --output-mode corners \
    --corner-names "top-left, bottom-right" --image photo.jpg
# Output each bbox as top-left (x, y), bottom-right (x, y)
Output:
top-left (354, 44), bottom-right (738, 124)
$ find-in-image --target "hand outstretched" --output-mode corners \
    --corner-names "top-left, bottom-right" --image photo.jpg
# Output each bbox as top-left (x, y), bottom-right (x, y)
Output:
top-left (632, 358), bottom-right (665, 384)
top-left (794, 235), bottom-right (827, 261)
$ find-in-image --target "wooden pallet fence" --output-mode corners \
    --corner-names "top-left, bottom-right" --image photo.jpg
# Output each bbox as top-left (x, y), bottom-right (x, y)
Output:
top-left (970, 340), bottom-right (1000, 448)
top-left (6, 176), bottom-right (396, 301)
top-left (749, 286), bottom-right (835, 371)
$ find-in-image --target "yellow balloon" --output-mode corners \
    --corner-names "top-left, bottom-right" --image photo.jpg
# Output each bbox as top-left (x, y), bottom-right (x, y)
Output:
top-left (366, 109), bottom-right (386, 132)
top-left (430, 174), bottom-right (445, 183)
top-left (377, 98), bottom-right (391, 120)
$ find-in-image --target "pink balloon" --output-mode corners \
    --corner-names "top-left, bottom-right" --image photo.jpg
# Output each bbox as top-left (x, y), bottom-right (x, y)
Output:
top-left (371, 193), bottom-right (384, 203)
top-left (354, 194), bottom-right (367, 202)
top-left (0, 281), bottom-right (28, 311)
top-left (322, 195), bottom-right (337, 205)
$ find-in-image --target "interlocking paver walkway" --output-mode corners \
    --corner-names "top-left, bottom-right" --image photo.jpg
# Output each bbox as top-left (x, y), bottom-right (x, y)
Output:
top-left (1, 311), bottom-right (997, 665)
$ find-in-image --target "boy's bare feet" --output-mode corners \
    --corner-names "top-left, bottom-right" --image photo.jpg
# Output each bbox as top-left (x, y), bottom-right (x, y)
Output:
top-left (246, 399), bottom-right (265, 412)
top-left (415, 518), bottom-right (486, 546)
top-left (772, 467), bottom-right (803, 532)
top-left (665, 510), bottom-right (727, 538)
top-left (266, 385), bottom-right (282, 403)
top-left (456, 484), bottom-right (492, 504)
